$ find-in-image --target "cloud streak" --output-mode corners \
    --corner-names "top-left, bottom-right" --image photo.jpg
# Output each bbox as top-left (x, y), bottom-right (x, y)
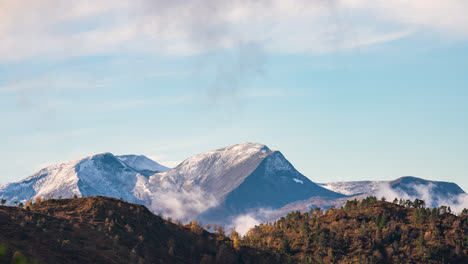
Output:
top-left (2, 0), bottom-right (467, 63)
top-left (3, 0), bottom-right (466, 105)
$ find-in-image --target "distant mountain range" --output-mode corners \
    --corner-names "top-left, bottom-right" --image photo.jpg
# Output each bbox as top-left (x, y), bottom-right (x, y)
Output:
top-left (319, 176), bottom-right (466, 207)
top-left (0, 143), bottom-right (466, 228)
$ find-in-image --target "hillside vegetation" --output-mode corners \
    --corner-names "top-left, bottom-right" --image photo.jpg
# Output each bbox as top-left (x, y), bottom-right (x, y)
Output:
top-left (0, 196), bottom-right (467, 263)
top-left (0, 196), bottom-right (280, 264)
top-left (241, 197), bottom-right (468, 263)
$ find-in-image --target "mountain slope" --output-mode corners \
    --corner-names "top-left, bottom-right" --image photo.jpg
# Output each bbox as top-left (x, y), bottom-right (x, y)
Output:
top-left (148, 143), bottom-right (273, 200)
top-left (198, 150), bottom-right (343, 224)
top-left (142, 143), bottom-right (344, 223)
top-left (0, 143), bottom-right (343, 225)
top-left (319, 176), bottom-right (466, 208)
top-left (7, 143), bottom-right (465, 230)
top-left (244, 199), bottom-right (468, 263)
top-left (0, 196), bottom-right (281, 264)
top-left (0, 153), bottom-right (165, 205)
top-left (117, 154), bottom-right (169, 176)
top-left (318, 181), bottom-right (381, 196)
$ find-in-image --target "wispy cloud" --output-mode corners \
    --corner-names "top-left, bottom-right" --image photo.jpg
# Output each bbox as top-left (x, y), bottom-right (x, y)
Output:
top-left (2, 0), bottom-right (466, 63)
top-left (340, 0), bottom-right (468, 36)
top-left (0, 75), bottom-right (110, 94)
top-left (2, 0), bottom-right (467, 108)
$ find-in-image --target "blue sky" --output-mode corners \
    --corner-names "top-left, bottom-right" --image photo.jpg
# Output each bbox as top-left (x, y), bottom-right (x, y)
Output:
top-left (1, 0), bottom-right (468, 191)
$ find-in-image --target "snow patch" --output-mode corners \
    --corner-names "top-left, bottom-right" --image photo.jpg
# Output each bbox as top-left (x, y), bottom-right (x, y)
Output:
top-left (318, 181), bottom-right (380, 196)
top-left (117, 155), bottom-right (170, 172)
top-left (293, 178), bottom-right (303, 184)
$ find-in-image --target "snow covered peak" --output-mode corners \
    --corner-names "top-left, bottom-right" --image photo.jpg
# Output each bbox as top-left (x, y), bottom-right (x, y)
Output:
top-left (225, 142), bottom-right (270, 152)
top-left (171, 142), bottom-right (271, 176)
top-left (318, 181), bottom-right (380, 196)
top-left (0, 152), bottom-right (170, 205)
top-left (117, 155), bottom-right (169, 173)
top-left (176, 142), bottom-right (269, 166)
top-left (319, 177), bottom-right (466, 208)
top-left (150, 143), bottom-right (273, 200)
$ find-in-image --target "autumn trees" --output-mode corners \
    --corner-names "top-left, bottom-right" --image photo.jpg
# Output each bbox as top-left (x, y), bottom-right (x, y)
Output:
top-left (240, 197), bottom-right (468, 263)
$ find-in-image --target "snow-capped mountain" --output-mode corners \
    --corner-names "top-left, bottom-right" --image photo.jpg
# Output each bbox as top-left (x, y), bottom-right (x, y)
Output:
top-left (0, 143), bottom-right (343, 225)
top-left (318, 181), bottom-right (381, 196)
top-left (4, 142), bottom-right (465, 229)
top-left (117, 155), bottom-right (169, 176)
top-left (139, 143), bottom-right (345, 223)
top-left (319, 176), bottom-right (466, 207)
top-left (0, 153), bottom-right (168, 205)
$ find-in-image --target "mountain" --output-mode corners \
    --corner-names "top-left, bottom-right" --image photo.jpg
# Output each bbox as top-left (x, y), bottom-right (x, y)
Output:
top-left (0, 153), bottom-right (168, 205)
top-left (117, 154), bottom-right (170, 176)
top-left (318, 181), bottom-right (381, 196)
top-left (2, 196), bottom-right (466, 264)
top-left (0, 143), bottom-right (343, 226)
top-left (319, 176), bottom-right (466, 207)
top-left (141, 143), bottom-right (345, 223)
top-left (3, 143), bottom-right (465, 230)
top-left (0, 196), bottom-right (281, 264)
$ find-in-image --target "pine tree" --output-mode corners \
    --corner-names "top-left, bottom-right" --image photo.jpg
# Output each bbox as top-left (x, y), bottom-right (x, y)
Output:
top-left (282, 237), bottom-right (290, 254)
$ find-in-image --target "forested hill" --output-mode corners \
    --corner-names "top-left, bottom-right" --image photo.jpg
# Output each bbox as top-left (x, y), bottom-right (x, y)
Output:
top-left (0, 196), bottom-right (467, 264)
top-left (241, 197), bottom-right (468, 264)
top-left (0, 196), bottom-right (280, 264)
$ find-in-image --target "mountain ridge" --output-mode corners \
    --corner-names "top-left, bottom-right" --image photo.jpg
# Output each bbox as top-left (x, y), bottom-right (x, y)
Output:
top-left (319, 176), bottom-right (466, 208)
top-left (1, 143), bottom-right (466, 229)
top-left (0, 143), bottom-right (345, 227)
top-left (0, 153), bottom-right (168, 205)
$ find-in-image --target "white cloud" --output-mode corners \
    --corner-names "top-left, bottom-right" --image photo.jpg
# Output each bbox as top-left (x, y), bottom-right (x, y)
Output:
top-left (1, 0), bottom-right (467, 62)
top-left (229, 208), bottom-right (276, 236)
top-left (375, 182), bottom-right (468, 214)
top-left (0, 75), bottom-right (110, 94)
top-left (340, 0), bottom-right (468, 35)
top-left (148, 185), bottom-right (219, 221)
top-left (233, 214), bottom-right (261, 237)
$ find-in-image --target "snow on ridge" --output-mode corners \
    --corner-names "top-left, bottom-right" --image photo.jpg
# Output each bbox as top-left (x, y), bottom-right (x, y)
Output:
top-left (171, 142), bottom-right (272, 176)
top-left (265, 151), bottom-right (293, 174)
top-left (293, 178), bottom-right (304, 184)
top-left (0, 152), bottom-right (166, 204)
top-left (318, 181), bottom-right (380, 196)
top-left (117, 154), bottom-right (170, 172)
top-left (147, 142), bottom-right (276, 216)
